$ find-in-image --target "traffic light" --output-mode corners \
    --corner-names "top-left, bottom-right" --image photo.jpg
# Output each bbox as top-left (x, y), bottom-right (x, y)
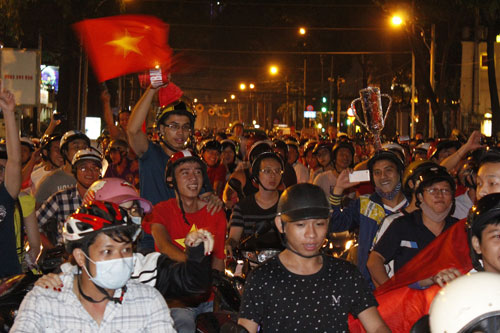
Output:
top-left (321, 106), bottom-right (327, 112)
top-left (322, 96), bottom-right (327, 103)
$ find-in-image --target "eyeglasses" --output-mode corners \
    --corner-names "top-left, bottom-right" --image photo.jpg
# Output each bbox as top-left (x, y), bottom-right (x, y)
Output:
top-left (164, 123), bottom-right (192, 132)
top-left (125, 205), bottom-right (144, 217)
top-left (424, 188), bottom-right (452, 196)
top-left (77, 165), bottom-right (102, 173)
top-left (260, 168), bottom-right (283, 176)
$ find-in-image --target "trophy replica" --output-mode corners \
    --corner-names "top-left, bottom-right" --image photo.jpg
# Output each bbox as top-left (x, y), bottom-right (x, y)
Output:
top-left (350, 87), bottom-right (392, 150)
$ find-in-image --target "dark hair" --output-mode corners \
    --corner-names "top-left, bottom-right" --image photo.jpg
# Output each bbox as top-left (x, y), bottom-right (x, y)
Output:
top-left (67, 224), bottom-right (137, 254)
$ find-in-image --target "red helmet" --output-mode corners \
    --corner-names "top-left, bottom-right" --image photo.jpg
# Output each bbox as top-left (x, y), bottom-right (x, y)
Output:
top-left (165, 149), bottom-right (206, 188)
top-left (63, 201), bottom-right (140, 244)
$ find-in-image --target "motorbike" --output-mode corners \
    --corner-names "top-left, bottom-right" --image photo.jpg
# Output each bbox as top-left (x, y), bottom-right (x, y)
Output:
top-left (0, 246), bottom-right (65, 332)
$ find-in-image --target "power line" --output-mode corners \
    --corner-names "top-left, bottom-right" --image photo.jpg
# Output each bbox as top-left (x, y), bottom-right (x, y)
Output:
top-left (174, 48), bottom-right (411, 55)
top-left (170, 23), bottom-right (386, 31)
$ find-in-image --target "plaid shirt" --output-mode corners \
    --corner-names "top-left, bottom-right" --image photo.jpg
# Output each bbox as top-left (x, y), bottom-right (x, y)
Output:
top-left (36, 185), bottom-right (82, 245)
top-left (10, 272), bottom-right (175, 332)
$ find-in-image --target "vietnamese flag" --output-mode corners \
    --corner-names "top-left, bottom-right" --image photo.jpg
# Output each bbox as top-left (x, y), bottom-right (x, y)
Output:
top-left (348, 219), bottom-right (472, 332)
top-left (73, 15), bottom-right (172, 82)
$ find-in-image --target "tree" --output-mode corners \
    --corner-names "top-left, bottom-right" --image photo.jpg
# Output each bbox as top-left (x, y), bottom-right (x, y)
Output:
top-left (480, 1), bottom-right (500, 135)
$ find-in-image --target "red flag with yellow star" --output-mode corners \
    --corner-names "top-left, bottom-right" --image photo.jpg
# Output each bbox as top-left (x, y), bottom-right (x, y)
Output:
top-left (73, 15), bottom-right (172, 82)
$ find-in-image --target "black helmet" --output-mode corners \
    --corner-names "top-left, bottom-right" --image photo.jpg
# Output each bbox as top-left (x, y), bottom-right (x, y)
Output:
top-left (414, 165), bottom-right (456, 199)
top-left (312, 141), bottom-right (334, 155)
top-left (402, 160), bottom-right (438, 195)
top-left (367, 149), bottom-right (405, 184)
top-left (467, 193), bottom-right (500, 271)
top-left (272, 139), bottom-right (288, 160)
top-left (277, 183), bottom-right (330, 222)
top-left (430, 140), bottom-right (461, 161)
top-left (20, 137), bottom-right (35, 151)
top-left (251, 152), bottom-right (284, 182)
top-left (156, 101), bottom-right (196, 127)
top-left (331, 141), bottom-right (355, 168)
top-left (248, 140), bottom-right (273, 164)
top-left (200, 139), bottom-right (222, 153)
top-left (303, 140), bottom-right (318, 154)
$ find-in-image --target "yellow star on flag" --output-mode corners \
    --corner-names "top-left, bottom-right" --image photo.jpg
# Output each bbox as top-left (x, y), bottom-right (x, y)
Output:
top-left (106, 29), bottom-right (143, 57)
top-left (175, 224), bottom-right (198, 249)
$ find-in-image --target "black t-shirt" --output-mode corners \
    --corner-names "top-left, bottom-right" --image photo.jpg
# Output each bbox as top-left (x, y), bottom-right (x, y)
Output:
top-left (239, 255), bottom-right (377, 332)
top-left (0, 183), bottom-right (21, 278)
top-left (373, 210), bottom-right (457, 272)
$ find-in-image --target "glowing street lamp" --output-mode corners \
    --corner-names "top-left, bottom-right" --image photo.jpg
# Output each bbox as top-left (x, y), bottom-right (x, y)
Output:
top-left (249, 83), bottom-right (255, 89)
top-left (239, 83), bottom-right (246, 91)
top-left (390, 15), bottom-right (403, 27)
top-left (298, 27), bottom-right (306, 35)
top-left (230, 94), bottom-right (236, 100)
top-left (269, 66), bottom-right (279, 75)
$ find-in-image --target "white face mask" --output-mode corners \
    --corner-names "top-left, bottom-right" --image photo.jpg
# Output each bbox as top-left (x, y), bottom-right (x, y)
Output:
top-left (83, 254), bottom-right (134, 290)
top-left (130, 215), bottom-right (142, 225)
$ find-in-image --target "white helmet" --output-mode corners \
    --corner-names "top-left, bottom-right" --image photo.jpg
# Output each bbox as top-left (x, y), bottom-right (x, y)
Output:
top-left (429, 272), bottom-right (500, 333)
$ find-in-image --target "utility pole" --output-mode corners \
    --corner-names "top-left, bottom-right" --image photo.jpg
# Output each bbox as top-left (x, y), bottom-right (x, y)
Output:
top-left (428, 24), bottom-right (435, 138)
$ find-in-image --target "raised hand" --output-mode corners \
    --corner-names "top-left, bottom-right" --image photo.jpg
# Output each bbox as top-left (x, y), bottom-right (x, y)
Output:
top-left (185, 229), bottom-right (214, 256)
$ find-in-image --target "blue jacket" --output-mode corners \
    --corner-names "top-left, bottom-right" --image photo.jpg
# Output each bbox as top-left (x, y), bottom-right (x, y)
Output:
top-left (329, 192), bottom-right (408, 287)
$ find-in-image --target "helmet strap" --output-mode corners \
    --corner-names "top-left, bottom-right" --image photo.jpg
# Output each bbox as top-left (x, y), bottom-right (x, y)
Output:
top-left (173, 179), bottom-right (192, 226)
top-left (160, 135), bottom-right (181, 154)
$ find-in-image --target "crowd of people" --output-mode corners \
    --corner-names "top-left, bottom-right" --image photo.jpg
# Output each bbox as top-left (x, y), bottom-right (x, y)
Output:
top-left (1, 79), bottom-right (500, 332)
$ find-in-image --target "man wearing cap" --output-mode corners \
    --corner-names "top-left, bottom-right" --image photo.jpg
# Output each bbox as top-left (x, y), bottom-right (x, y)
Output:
top-left (238, 183), bottom-right (389, 333)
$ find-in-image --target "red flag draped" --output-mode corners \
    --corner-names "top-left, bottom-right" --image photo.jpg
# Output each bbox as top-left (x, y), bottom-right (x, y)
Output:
top-left (349, 219), bottom-right (473, 332)
top-left (73, 15), bottom-right (172, 82)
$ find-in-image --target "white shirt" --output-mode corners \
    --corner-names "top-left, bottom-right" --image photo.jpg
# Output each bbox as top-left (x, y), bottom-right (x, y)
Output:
top-left (293, 161), bottom-right (310, 184)
top-left (453, 189), bottom-right (474, 220)
top-left (10, 271), bottom-right (175, 333)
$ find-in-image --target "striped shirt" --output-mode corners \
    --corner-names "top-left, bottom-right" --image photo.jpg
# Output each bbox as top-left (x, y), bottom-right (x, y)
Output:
top-left (229, 193), bottom-right (280, 244)
top-left (10, 272), bottom-right (175, 332)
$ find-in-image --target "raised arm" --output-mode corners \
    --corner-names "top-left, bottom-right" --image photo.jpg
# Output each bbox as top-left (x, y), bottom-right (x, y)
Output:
top-left (0, 84), bottom-right (21, 198)
top-left (127, 86), bottom-right (158, 157)
top-left (440, 130), bottom-right (483, 172)
top-left (101, 89), bottom-right (120, 139)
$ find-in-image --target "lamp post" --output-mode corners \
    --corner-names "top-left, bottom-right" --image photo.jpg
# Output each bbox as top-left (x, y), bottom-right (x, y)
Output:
top-left (391, 14), bottom-right (436, 139)
top-left (299, 27), bottom-right (307, 129)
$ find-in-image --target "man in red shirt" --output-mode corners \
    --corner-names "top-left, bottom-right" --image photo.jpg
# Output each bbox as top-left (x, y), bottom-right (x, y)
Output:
top-left (144, 149), bottom-right (226, 333)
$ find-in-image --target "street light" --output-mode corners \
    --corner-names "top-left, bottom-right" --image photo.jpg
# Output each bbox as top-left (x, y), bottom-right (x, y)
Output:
top-left (269, 65), bottom-right (279, 75)
top-left (239, 83), bottom-right (246, 91)
top-left (390, 13), bottom-right (435, 138)
top-left (391, 14), bottom-right (415, 138)
top-left (298, 27), bottom-right (306, 35)
top-left (390, 15), bottom-right (403, 27)
top-left (230, 94), bottom-right (236, 100)
top-left (249, 83), bottom-right (255, 89)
